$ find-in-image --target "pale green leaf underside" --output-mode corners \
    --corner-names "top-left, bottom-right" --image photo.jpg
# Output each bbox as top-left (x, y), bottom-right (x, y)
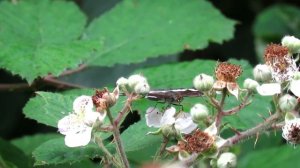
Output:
top-left (85, 0), bottom-right (236, 66)
top-left (0, 0), bottom-right (98, 83)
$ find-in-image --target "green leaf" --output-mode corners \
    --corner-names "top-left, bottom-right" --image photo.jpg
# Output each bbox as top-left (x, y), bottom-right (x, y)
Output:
top-left (253, 4), bottom-right (300, 61)
top-left (0, 138), bottom-right (31, 168)
top-left (132, 59), bottom-right (272, 129)
top-left (33, 137), bottom-right (106, 165)
top-left (11, 133), bottom-right (61, 156)
top-left (0, 0), bottom-right (99, 83)
top-left (120, 119), bottom-right (162, 163)
top-left (85, 0), bottom-right (236, 66)
top-left (239, 145), bottom-right (299, 168)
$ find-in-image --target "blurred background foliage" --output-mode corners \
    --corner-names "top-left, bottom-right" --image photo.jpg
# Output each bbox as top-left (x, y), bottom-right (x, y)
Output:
top-left (1, 0), bottom-right (300, 167)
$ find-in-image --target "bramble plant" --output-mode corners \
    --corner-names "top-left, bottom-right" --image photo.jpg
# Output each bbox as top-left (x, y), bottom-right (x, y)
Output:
top-left (1, 0), bottom-right (300, 168)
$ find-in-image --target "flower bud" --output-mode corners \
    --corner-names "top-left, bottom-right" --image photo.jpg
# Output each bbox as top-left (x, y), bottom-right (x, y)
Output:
top-left (190, 104), bottom-right (209, 123)
top-left (161, 125), bottom-right (179, 138)
top-left (253, 64), bottom-right (272, 82)
top-left (217, 152), bottom-right (237, 168)
top-left (293, 72), bottom-right (300, 80)
top-left (193, 73), bottom-right (214, 91)
top-left (134, 82), bottom-right (150, 94)
top-left (243, 78), bottom-right (259, 91)
top-left (128, 74), bottom-right (147, 88)
top-left (116, 77), bottom-right (128, 86)
top-left (281, 35), bottom-right (300, 53)
top-left (279, 94), bottom-right (297, 112)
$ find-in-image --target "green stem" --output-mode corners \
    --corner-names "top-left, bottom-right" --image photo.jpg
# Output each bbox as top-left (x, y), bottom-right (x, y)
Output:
top-left (106, 108), bottom-right (130, 168)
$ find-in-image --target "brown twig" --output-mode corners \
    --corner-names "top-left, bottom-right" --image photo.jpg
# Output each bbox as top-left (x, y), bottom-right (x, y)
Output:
top-left (0, 83), bottom-right (30, 91)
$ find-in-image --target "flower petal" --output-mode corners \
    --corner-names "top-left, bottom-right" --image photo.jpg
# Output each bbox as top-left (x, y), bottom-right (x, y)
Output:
top-left (73, 96), bottom-right (93, 114)
top-left (256, 83), bottom-right (281, 96)
top-left (84, 111), bottom-right (102, 126)
top-left (174, 113), bottom-right (197, 134)
top-left (215, 136), bottom-right (226, 148)
top-left (145, 107), bottom-right (163, 128)
top-left (213, 81), bottom-right (226, 90)
top-left (290, 80), bottom-right (300, 97)
top-left (58, 114), bottom-right (85, 135)
top-left (64, 127), bottom-right (92, 147)
top-left (204, 122), bottom-right (217, 136)
top-left (160, 107), bottom-right (176, 126)
top-left (227, 82), bottom-right (239, 99)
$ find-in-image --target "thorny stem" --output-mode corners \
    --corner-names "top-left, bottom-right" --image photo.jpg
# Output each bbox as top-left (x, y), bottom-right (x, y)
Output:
top-left (223, 91), bottom-right (252, 115)
top-left (180, 112), bottom-right (282, 167)
top-left (222, 112), bottom-right (281, 147)
top-left (114, 96), bottom-right (135, 126)
top-left (95, 136), bottom-right (113, 160)
top-left (106, 108), bottom-right (130, 168)
top-left (154, 136), bottom-right (169, 161)
top-left (215, 89), bottom-right (227, 130)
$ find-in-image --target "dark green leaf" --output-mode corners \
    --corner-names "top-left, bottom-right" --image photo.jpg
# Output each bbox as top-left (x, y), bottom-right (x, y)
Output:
top-left (85, 0), bottom-right (236, 66)
top-left (0, 0), bottom-right (99, 83)
top-left (11, 133), bottom-right (61, 156)
top-left (0, 138), bottom-right (31, 168)
top-left (239, 145), bottom-right (299, 168)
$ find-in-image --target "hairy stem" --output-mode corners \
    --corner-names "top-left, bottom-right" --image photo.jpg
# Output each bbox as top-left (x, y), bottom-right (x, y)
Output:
top-left (222, 112), bottom-right (281, 147)
top-left (154, 136), bottom-right (169, 161)
top-left (106, 108), bottom-right (130, 168)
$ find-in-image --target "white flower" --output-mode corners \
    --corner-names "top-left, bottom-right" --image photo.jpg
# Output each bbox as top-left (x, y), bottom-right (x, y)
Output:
top-left (217, 152), bottom-right (237, 168)
top-left (290, 79), bottom-right (300, 98)
top-left (58, 96), bottom-right (105, 147)
top-left (145, 107), bottom-right (197, 134)
top-left (256, 83), bottom-right (281, 96)
top-left (204, 122), bottom-right (226, 149)
top-left (282, 118), bottom-right (300, 145)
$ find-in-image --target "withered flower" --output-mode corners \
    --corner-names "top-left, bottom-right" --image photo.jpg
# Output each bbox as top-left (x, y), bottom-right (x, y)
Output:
top-left (213, 62), bottom-right (242, 99)
top-left (92, 87), bottom-right (119, 112)
top-left (264, 44), bottom-right (297, 82)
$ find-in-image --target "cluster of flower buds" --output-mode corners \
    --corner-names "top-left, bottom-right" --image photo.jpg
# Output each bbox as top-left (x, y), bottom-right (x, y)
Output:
top-left (117, 74), bottom-right (150, 95)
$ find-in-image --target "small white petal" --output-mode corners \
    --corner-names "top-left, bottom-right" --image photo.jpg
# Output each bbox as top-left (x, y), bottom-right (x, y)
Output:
top-left (215, 136), bottom-right (226, 148)
top-left (73, 96), bottom-right (93, 114)
top-left (58, 114), bottom-right (85, 135)
top-left (84, 111), bottom-right (102, 126)
top-left (64, 127), bottom-right (92, 147)
top-left (145, 107), bottom-right (163, 128)
top-left (160, 107), bottom-right (176, 126)
top-left (204, 122), bottom-right (218, 136)
top-left (227, 82), bottom-right (239, 99)
top-left (256, 83), bottom-right (281, 96)
top-left (174, 113), bottom-right (197, 134)
top-left (290, 80), bottom-right (300, 97)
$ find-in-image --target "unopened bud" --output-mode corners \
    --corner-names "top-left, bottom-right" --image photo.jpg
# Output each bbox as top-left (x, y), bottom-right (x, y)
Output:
top-left (134, 82), bottom-right (150, 94)
top-left (281, 35), bottom-right (300, 53)
top-left (190, 104), bottom-right (209, 123)
top-left (161, 125), bottom-right (178, 138)
top-left (116, 77), bottom-right (128, 87)
top-left (128, 74), bottom-right (147, 88)
top-left (243, 78), bottom-right (259, 91)
top-left (253, 64), bottom-right (272, 82)
top-left (193, 74), bottom-right (214, 91)
top-left (217, 152), bottom-right (237, 168)
top-left (293, 72), bottom-right (300, 80)
top-left (279, 94), bottom-right (297, 112)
